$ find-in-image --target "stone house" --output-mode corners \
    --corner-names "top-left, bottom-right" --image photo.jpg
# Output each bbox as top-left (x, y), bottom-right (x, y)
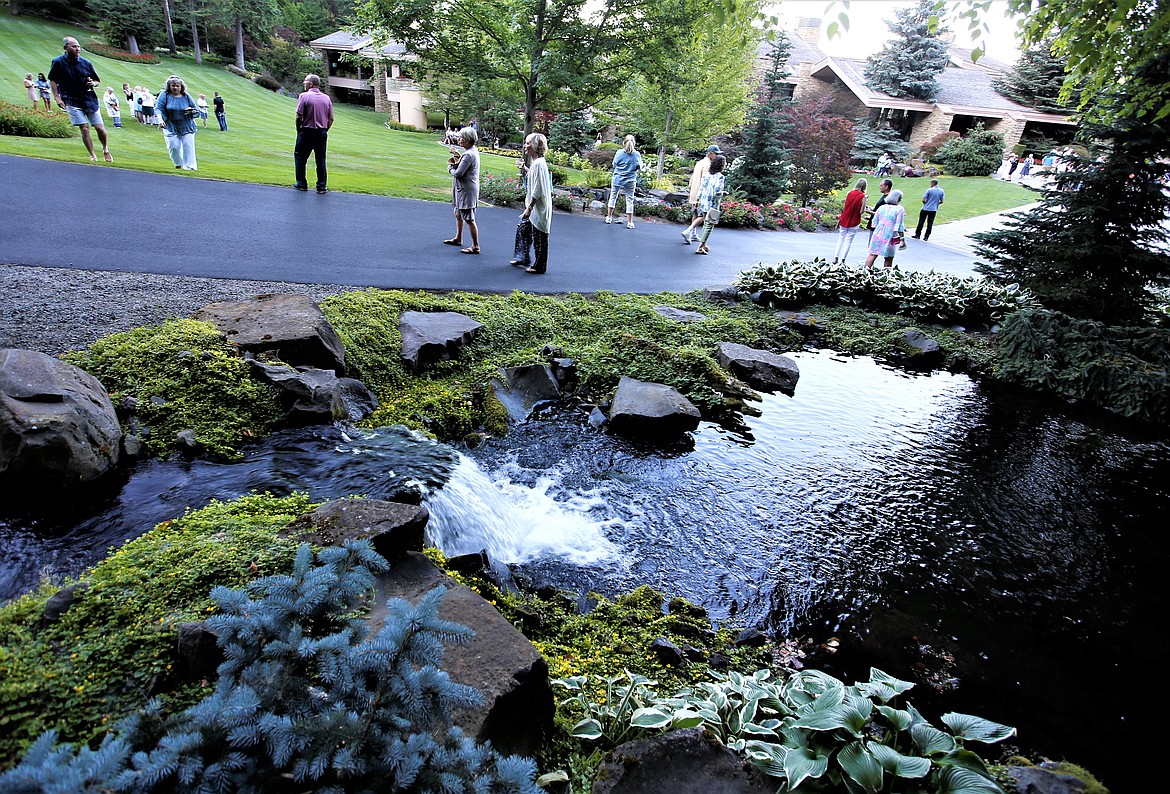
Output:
top-left (308, 31), bottom-right (428, 128)
top-left (768, 18), bottom-right (1076, 155)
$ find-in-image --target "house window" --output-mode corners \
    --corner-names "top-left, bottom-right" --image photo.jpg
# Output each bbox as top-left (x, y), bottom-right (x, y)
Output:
top-left (948, 115), bottom-right (995, 136)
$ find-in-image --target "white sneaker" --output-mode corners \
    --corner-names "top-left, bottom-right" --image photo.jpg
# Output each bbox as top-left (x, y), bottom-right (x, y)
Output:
top-left (627, 221), bottom-right (635, 229)
top-left (604, 216), bottom-right (612, 224)
top-left (681, 230), bottom-right (691, 244)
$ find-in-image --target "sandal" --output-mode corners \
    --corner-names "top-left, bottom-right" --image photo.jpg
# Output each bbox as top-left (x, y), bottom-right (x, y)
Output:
top-left (461, 247), bottom-right (480, 254)
top-left (442, 239), bottom-right (462, 246)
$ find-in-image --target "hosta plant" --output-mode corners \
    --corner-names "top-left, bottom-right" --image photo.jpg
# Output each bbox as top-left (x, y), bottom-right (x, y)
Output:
top-left (735, 259), bottom-right (1037, 326)
top-left (555, 667), bottom-right (1015, 794)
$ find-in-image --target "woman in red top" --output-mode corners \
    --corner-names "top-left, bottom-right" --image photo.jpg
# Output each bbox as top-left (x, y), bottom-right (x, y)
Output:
top-left (832, 178), bottom-right (868, 265)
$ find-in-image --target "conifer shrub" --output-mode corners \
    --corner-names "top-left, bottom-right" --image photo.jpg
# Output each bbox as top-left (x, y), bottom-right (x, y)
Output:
top-left (996, 308), bottom-right (1170, 424)
top-left (936, 126), bottom-right (1004, 177)
top-left (0, 540), bottom-right (540, 793)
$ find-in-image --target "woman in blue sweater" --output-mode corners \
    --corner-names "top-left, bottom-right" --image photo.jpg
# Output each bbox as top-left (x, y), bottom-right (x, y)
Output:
top-left (604, 135), bottom-right (643, 229)
top-left (155, 75), bottom-right (199, 170)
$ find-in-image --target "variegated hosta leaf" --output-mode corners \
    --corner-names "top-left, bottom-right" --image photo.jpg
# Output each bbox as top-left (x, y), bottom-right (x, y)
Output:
top-left (670, 710), bottom-right (706, 730)
top-left (744, 740), bottom-right (789, 778)
top-left (934, 765), bottom-right (1008, 794)
top-left (877, 705), bottom-right (913, 732)
top-left (570, 718), bottom-right (602, 740)
top-left (868, 742), bottom-right (932, 778)
top-left (937, 748), bottom-right (992, 778)
top-left (837, 740), bottom-right (884, 793)
top-left (741, 722), bottom-right (780, 738)
top-left (911, 722), bottom-right (957, 756)
top-left (629, 707), bottom-right (672, 729)
top-left (791, 706), bottom-right (849, 732)
top-left (784, 746), bottom-right (830, 790)
top-left (552, 675), bottom-right (586, 691)
top-left (941, 713), bottom-right (1017, 743)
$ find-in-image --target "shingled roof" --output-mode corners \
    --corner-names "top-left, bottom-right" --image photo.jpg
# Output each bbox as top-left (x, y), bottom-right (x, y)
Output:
top-left (309, 31), bottom-right (409, 58)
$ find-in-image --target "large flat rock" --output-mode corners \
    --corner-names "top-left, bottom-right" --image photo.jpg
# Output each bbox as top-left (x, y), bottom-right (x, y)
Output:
top-left (192, 293), bottom-right (346, 374)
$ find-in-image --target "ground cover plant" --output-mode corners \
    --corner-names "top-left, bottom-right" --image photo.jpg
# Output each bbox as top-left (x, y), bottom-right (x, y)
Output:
top-left (61, 318), bottom-right (284, 459)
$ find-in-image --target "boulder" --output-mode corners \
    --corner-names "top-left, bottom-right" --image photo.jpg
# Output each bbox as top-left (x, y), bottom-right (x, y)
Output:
top-left (399, 311), bottom-right (484, 372)
top-left (608, 376), bottom-right (701, 438)
top-left (1009, 764), bottom-right (1090, 794)
top-left (702, 285), bottom-right (740, 303)
top-left (649, 637), bottom-right (685, 666)
top-left (192, 294), bottom-right (346, 375)
top-left (41, 582), bottom-right (89, 626)
top-left (282, 498), bottom-right (429, 562)
top-left (734, 628), bottom-right (768, 648)
top-left (902, 329), bottom-right (944, 369)
top-left (774, 310), bottom-right (824, 337)
top-left (169, 621), bottom-right (224, 688)
top-left (715, 342), bottom-right (800, 395)
top-left (653, 306), bottom-right (707, 323)
top-left (0, 349), bottom-right (121, 487)
top-left (592, 728), bottom-right (771, 793)
top-left (491, 364), bottom-right (561, 422)
top-left (370, 551), bottom-right (553, 758)
top-left (249, 361), bottom-right (378, 424)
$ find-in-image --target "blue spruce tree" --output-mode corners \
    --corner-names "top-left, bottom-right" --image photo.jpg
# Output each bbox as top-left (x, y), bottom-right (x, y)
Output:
top-left (0, 541), bottom-right (539, 793)
top-left (862, 0), bottom-right (950, 102)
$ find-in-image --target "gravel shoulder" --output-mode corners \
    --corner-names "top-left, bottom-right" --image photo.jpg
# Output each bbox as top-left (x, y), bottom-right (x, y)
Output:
top-left (1, 264), bottom-right (354, 357)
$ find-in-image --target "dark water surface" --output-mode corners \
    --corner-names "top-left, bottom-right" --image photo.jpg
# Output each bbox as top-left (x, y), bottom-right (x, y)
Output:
top-left (2, 350), bottom-right (1165, 792)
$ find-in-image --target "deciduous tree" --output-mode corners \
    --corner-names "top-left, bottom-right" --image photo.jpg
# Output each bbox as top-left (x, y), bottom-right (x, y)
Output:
top-left (783, 95), bottom-right (855, 206)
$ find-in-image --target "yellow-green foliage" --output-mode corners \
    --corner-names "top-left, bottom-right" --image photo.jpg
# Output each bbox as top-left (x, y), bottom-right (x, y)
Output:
top-left (61, 319), bottom-right (284, 459)
top-left (0, 494), bottom-right (314, 765)
top-left (322, 289), bottom-right (800, 440)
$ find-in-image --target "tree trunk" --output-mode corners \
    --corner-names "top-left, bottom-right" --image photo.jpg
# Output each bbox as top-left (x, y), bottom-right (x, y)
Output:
top-left (9, 0), bottom-right (23, 16)
top-left (524, 83), bottom-right (537, 138)
top-left (234, 16), bottom-right (245, 71)
top-left (162, 0), bottom-right (177, 55)
top-left (523, 0), bottom-right (546, 138)
top-left (189, 0), bottom-right (202, 65)
top-left (126, 34), bottom-right (141, 55)
top-left (657, 107), bottom-right (673, 179)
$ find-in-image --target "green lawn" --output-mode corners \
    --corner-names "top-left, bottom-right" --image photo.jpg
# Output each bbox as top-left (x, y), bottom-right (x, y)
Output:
top-left (0, 14), bottom-right (518, 199)
top-left (827, 172), bottom-right (1038, 223)
top-left (2, 14), bottom-right (1037, 219)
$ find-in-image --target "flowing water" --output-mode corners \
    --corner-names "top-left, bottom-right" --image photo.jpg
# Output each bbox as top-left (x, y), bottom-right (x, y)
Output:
top-left (2, 350), bottom-right (1166, 791)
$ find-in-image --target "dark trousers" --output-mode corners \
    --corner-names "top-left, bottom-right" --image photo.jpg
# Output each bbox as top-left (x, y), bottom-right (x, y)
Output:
top-left (295, 128), bottom-right (328, 189)
top-left (514, 217), bottom-right (548, 272)
top-left (216, 111), bottom-right (227, 131)
top-left (915, 210), bottom-right (937, 239)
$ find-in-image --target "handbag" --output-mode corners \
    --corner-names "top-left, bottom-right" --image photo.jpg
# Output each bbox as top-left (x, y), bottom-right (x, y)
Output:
top-left (705, 207), bottom-right (721, 223)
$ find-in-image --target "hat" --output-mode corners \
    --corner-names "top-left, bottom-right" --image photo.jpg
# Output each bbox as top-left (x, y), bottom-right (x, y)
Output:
top-left (706, 145), bottom-right (722, 154)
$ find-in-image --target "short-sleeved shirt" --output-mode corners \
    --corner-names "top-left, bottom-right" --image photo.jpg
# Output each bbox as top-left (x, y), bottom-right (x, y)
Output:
top-left (295, 87), bottom-right (333, 130)
top-left (921, 186), bottom-right (945, 212)
top-left (47, 54), bottom-right (100, 113)
top-left (213, 96), bottom-right (225, 113)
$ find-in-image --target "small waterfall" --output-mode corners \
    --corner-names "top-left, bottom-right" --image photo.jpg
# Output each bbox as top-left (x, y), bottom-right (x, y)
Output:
top-left (425, 455), bottom-right (620, 567)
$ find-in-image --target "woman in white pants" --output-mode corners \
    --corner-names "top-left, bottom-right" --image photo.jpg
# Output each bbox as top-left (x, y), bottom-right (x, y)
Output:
top-left (155, 75), bottom-right (199, 170)
top-left (832, 178), bottom-right (867, 264)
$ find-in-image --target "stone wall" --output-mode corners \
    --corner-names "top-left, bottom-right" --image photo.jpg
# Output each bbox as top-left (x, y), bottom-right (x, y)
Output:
top-left (908, 107), bottom-right (955, 152)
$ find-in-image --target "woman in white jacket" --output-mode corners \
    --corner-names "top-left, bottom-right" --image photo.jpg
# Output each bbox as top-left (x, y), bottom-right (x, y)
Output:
top-left (513, 132), bottom-right (552, 274)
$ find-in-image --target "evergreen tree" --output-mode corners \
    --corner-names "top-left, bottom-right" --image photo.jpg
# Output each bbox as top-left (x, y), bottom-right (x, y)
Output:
top-left (973, 47), bottom-right (1170, 325)
top-left (936, 123), bottom-right (1003, 177)
top-left (728, 36), bottom-right (792, 205)
top-left (548, 110), bottom-right (594, 156)
top-left (850, 122), bottom-right (909, 167)
top-left (993, 38), bottom-right (1080, 115)
top-left (862, 0), bottom-right (949, 101)
top-left (0, 542), bottom-right (540, 793)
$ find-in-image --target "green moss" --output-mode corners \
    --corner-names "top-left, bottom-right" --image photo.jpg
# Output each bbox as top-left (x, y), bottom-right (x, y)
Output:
top-left (61, 319), bottom-right (284, 459)
top-left (0, 493), bottom-right (314, 765)
top-left (322, 289), bottom-right (800, 440)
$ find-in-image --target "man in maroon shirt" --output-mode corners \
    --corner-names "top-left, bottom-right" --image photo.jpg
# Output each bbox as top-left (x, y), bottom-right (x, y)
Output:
top-left (294, 74), bottom-right (334, 194)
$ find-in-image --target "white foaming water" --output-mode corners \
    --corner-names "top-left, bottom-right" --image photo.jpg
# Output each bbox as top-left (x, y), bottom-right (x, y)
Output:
top-left (425, 455), bottom-right (621, 566)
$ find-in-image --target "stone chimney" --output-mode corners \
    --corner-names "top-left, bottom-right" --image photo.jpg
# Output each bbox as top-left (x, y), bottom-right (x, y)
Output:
top-left (796, 17), bottom-right (821, 45)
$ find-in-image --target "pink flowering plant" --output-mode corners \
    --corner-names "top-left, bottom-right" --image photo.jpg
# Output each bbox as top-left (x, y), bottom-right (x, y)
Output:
top-left (84, 41), bottom-right (161, 64)
top-left (479, 174), bottom-right (525, 207)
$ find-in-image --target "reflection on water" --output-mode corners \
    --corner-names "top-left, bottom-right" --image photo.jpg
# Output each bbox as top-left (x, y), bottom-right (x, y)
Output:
top-left (0, 350), bottom-right (1165, 791)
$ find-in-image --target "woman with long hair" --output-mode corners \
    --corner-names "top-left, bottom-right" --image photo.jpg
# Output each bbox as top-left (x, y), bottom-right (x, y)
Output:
top-left (694, 155), bottom-right (726, 255)
top-left (604, 135), bottom-right (642, 228)
top-left (155, 75), bottom-right (199, 170)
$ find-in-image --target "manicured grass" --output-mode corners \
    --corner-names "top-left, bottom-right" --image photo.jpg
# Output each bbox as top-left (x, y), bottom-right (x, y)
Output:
top-left (0, 14), bottom-right (518, 199)
top-left (827, 172), bottom-right (1038, 222)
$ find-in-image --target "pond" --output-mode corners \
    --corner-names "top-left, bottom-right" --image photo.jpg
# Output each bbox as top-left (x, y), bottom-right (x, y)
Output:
top-left (2, 350), bottom-right (1165, 792)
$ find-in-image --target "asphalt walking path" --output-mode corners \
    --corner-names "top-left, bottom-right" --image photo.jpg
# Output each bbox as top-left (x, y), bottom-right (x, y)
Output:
top-left (1, 155), bottom-right (1001, 294)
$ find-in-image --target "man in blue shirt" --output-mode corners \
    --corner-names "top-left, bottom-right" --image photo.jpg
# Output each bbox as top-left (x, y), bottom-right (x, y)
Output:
top-left (913, 179), bottom-right (945, 241)
top-left (47, 37), bottom-right (112, 163)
